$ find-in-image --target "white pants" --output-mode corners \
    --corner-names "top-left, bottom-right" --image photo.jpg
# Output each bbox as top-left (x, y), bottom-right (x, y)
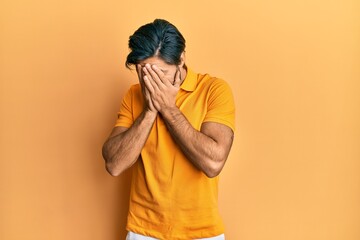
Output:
top-left (126, 231), bottom-right (225, 240)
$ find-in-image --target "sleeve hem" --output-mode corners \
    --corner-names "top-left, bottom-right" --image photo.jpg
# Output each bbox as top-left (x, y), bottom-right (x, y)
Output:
top-left (202, 118), bottom-right (235, 132)
top-left (115, 121), bottom-right (132, 128)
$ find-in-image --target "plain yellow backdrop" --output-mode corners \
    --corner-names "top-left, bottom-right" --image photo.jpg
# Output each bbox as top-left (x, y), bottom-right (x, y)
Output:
top-left (1, 0), bottom-right (359, 240)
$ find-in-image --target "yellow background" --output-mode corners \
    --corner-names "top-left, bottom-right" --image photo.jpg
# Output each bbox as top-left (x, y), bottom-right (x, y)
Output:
top-left (1, 0), bottom-right (359, 239)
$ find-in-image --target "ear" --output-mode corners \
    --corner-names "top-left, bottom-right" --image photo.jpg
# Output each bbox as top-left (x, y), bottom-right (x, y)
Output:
top-left (178, 51), bottom-right (186, 69)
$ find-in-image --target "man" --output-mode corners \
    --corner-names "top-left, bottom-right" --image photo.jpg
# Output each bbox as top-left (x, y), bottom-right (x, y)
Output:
top-left (102, 19), bottom-right (235, 240)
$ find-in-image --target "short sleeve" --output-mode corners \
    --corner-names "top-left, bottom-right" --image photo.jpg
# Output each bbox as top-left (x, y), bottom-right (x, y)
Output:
top-left (203, 79), bottom-right (236, 132)
top-left (115, 86), bottom-right (134, 128)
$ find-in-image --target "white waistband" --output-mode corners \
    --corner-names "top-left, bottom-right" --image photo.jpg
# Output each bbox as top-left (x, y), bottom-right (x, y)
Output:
top-left (126, 231), bottom-right (225, 240)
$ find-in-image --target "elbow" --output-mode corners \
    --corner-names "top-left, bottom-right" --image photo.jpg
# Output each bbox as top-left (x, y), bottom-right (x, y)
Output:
top-left (105, 162), bottom-right (123, 177)
top-left (204, 149), bottom-right (230, 178)
top-left (204, 170), bottom-right (220, 178)
top-left (204, 168), bottom-right (221, 178)
top-left (102, 144), bottom-right (121, 177)
top-left (106, 167), bottom-right (120, 177)
top-left (102, 152), bottom-right (121, 177)
top-left (204, 159), bottom-right (226, 178)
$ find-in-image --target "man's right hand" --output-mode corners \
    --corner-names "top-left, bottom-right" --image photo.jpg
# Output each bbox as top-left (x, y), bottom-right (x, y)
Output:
top-left (102, 65), bottom-right (159, 176)
top-left (136, 64), bottom-right (158, 114)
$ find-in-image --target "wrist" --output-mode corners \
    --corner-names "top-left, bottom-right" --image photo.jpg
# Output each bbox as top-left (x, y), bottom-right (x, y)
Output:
top-left (143, 109), bottom-right (158, 120)
top-left (160, 105), bottom-right (179, 121)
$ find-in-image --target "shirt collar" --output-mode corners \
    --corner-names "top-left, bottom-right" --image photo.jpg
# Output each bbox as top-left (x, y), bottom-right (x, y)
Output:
top-left (180, 67), bottom-right (197, 92)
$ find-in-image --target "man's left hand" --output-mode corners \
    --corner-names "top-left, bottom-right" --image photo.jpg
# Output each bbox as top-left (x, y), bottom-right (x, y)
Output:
top-left (142, 64), bottom-right (182, 113)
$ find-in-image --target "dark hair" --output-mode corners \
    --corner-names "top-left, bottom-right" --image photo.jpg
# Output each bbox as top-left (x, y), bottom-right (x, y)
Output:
top-left (125, 19), bottom-right (186, 69)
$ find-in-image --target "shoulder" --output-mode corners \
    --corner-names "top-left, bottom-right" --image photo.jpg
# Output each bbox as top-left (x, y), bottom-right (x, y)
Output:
top-left (129, 83), bottom-right (140, 91)
top-left (122, 83), bottom-right (141, 102)
top-left (124, 83), bottom-right (141, 96)
top-left (197, 73), bottom-right (232, 93)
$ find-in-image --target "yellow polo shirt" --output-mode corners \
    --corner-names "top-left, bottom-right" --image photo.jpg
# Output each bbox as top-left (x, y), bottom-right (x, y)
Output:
top-left (115, 67), bottom-right (235, 240)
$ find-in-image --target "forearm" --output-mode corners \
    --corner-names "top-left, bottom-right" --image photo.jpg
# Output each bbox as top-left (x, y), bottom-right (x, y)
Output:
top-left (102, 110), bottom-right (157, 176)
top-left (161, 108), bottom-right (226, 178)
top-left (140, 63), bottom-right (233, 177)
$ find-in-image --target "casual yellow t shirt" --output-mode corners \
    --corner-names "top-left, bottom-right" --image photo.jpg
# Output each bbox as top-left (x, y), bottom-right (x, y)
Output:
top-left (115, 67), bottom-right (235, 240)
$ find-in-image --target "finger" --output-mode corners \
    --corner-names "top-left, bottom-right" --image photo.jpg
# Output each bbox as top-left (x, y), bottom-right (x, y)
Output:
top-left (138, 66), bottom-right (146, 87)
top-left (137, 65), bottom-right (147, 90)
top-left (143, 75), bottom-right (156, 94)
top-left (151, 65), bottom-right (168, 84)
top-left (173, 68), bottom-right (182, 88)
top-left (136, 64), bottom-right (142, 75)
top-left (142, 65), bottom-right (153, 81)
top-left (146, 64), bottom-right (164, 87)
top-left (143, 65), bottom-right (162, 90)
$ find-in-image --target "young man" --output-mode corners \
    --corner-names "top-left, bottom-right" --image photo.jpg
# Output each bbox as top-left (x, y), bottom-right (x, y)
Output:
top-left (102, 19), bottom-right (235, 240)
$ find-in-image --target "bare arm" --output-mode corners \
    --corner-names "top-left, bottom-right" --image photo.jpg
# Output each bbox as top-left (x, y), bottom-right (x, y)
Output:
top-left (102, 64), bottom-right (158, 176)
top-left (142, 64), bottom-right (234, 178)
top-left (161, 107), bottom-right (234, 178)
top-left (102, 110), bottom-right (157, 176)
